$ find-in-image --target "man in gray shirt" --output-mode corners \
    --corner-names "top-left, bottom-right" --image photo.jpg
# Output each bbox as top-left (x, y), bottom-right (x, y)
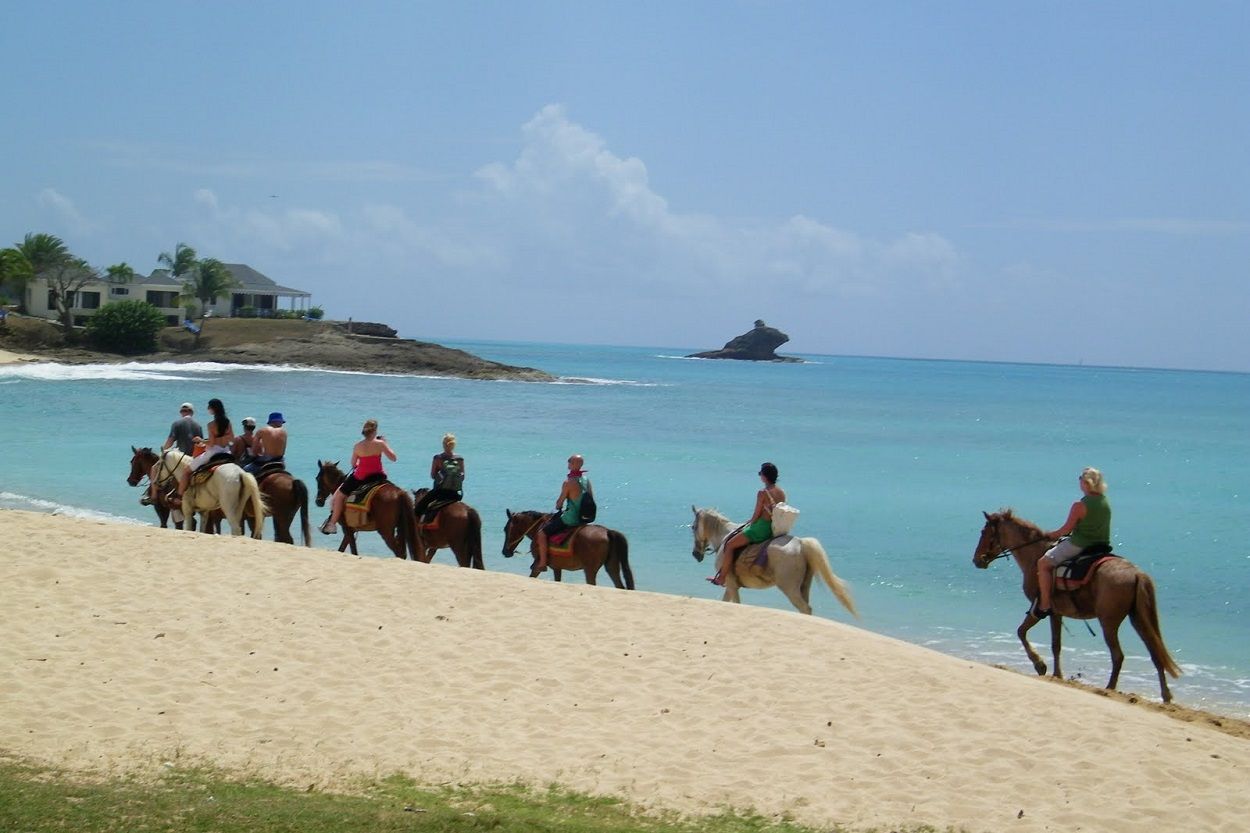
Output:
top-left (144, 403), bottom-right (203, 505)
top-left (164, 402), bottom-right (203, 455)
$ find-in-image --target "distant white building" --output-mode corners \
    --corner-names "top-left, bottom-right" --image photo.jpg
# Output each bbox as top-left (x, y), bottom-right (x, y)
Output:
top-left (24, 263), bottom-right (313, 327)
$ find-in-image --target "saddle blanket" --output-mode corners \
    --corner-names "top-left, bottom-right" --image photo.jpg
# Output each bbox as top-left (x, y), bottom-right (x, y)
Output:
top-left (190, 454), bottom-right (235, 486)
top-left (1056, 547), bottom-right (1119, 590)
top-left (254, 462), bottom-right (288, 484)
top-left (549, 524), bottom-right (592, 553)
top-left (344, 478), bottom-right (389, 532)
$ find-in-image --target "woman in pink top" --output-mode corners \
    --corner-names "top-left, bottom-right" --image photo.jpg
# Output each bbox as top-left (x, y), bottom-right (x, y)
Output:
top-left (320, 419), bottom-right (398, 535)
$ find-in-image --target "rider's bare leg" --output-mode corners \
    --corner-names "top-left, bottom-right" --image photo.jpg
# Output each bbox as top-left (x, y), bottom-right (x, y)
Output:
top-left (535, 529), bottom-right (549, 572)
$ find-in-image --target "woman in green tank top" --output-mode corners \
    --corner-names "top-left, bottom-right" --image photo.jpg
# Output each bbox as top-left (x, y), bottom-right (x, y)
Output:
top-left (709, 462), bottom-right (786, 586)
top-left (1033, 467), bottom-right (1112, 619)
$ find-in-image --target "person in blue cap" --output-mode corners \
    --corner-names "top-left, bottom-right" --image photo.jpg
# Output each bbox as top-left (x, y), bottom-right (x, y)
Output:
top-left (245, 411), bottom-right (288, 473)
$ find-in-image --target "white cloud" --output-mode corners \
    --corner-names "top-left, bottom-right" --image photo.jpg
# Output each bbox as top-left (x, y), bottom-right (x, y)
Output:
top-left (191, 189), bottom-right (343, 252)
top-left (36, 188), bottom-right (95, 234)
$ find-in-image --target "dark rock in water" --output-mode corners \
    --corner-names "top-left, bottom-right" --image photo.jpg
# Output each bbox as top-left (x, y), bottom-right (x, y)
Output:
top-left (688, 320), bottom-right (801, 362)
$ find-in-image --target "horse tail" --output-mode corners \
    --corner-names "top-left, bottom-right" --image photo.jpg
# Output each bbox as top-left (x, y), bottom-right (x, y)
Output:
top-left (237, 471), bottom-right (266, 539)
top-left (1131, 573), bottom-right (1181, 679)
top-left (398, 488), bottom-right (419, 560)
top-left (800, 537), bottom-right (858, 618)
top-left (466, 505), bottom-right (485, 570)
top-left (608, 529), bottom-right (634, 590)
top-left (293, 478), bottom-right (312, 547)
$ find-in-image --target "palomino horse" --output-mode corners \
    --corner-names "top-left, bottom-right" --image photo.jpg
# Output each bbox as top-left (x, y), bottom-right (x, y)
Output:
top-left (502, 509), bottom-right (634, 588)
top-left (690, 507), bottom-right (858, 618)
top-left (254, 468), bottom-right (312, 546)
top-left (972, 509), bottom-right (1180, 702)
top-left (162, 449), bottom-right (265, 538)
top-left (127, 446), bottom-right (185, 530)
top-left (412, 488), bottom-right (484, 569)
top-left (314, 460), bottom-right (418, 559)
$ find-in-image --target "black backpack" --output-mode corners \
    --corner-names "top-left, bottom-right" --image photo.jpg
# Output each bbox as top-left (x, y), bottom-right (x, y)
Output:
top-left (578, 482), bottom-right (597, 523)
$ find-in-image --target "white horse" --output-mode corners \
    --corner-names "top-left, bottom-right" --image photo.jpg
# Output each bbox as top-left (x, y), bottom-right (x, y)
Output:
top-left (158, 449), bottom-right (266, 538)
top-left (691, 506), bottom-right (857, 617)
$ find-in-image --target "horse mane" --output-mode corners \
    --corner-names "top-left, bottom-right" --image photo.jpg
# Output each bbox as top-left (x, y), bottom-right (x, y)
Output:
top-left (699, 507), bottom-right (730, 524)
top-left (989, 507), bottom-right (1044, 535)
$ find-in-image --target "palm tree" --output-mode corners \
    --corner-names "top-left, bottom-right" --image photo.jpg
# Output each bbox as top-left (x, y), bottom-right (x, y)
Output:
top-left (0, 247), bottom-right (33, 309)
top-left (182, 258), bottom-right (238, 347)
top-left (105, 262), bottom-right (137, 284)
top-left (157, 242), bottom-right (197, 283)
top-left (13, 233), bottom-right (71, 313)
top-left (46, 257), bottom-right (100, 338)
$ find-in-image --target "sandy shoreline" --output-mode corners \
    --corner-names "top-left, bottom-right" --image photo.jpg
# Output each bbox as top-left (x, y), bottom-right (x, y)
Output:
top-left (0, 348), bottom-right (37, 364)
top-left (2, 509), bottom-right (1247, 832)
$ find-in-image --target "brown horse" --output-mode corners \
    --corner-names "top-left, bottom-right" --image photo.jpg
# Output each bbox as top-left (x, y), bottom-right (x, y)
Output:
top-left (314, 460), bottom-right (418, 560)
top-left (254, 468), bottom-right (313, 546)
top-left (412, 488), bottom-right (484, 568)
top-left (501, 509), bottom-right (634, 588)
top-left (972, 509), bottom-right (1180, 702)
top-left (127, 446), bottom-right (183, 529)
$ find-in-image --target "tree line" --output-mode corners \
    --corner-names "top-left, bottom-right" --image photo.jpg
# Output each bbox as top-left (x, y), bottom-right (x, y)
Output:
top-left (0, 233), bottom-right (240, 339)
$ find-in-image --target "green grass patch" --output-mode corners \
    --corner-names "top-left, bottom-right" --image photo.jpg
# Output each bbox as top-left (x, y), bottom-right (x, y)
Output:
top-left (0, 757), bottom-right (960, 833)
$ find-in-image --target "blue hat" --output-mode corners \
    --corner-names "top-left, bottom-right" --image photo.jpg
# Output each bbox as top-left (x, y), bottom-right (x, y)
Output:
top-left (267, 412), bottom-right (286, 425)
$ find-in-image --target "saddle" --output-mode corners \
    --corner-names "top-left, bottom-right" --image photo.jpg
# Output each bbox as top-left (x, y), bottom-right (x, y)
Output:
top-left (254, 461), bottom-right (288, 485)
top-left (344, 477), bottom-right (389, 531)
top-left (1055, 544), bottom-right (1119, 590)
top-left (549, 524), bottom-right (589, 554)
top-left (190, 453), bottom-right (235, 486)
top-left (417, 493), bottom-right (460, 526)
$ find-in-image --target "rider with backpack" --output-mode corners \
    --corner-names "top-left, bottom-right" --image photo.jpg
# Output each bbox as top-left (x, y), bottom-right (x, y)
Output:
top-left (535, 453), bottom-right (596, 573)
top-left (413, 433), bottom-right (465, 518)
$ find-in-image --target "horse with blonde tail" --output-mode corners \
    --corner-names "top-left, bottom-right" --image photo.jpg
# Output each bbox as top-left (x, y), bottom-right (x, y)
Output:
top-left (690, 507), bottom-right (857, 617)
top-left (972, 509), bottom-right (1180, 703)
top-left (166, 449), bottom-right (266, 538)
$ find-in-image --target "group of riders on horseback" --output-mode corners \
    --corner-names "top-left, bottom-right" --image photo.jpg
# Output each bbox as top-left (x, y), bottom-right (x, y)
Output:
top-left (129, 399), bottom-right (1178, 703)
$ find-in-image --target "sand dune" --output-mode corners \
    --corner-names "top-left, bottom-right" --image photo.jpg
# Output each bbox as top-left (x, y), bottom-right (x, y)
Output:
top-left (2, 509), bottom-right (1247, 832)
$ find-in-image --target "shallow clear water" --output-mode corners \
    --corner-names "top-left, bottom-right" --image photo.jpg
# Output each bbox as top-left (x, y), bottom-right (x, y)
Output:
top-left (2, 344), bottom-right (1247, 715)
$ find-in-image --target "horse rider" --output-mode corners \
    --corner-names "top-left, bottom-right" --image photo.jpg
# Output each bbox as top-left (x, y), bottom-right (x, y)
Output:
top-left (173, 398), bottom-right (235, 506)
top-left (413, 432), bottom-right (465, 518)
top-left (710, 462), bottom-right (785, 586)
top-left (142, 402), bottom-right (202, 505)
top-left (245, 412), bottom-right (288, 474)
top-left (534, 454), bottom-right (591, 573)
top-left (320, 419), bottom-right (397, 535)
top-left (1033, 467), bottom-right (1112, 619)
top-left (232, 416), bottom-right (257, 468)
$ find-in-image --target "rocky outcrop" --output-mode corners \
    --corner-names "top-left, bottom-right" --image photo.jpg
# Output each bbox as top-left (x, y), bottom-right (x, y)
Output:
top-left (688, 320), bottom-right (800, 362)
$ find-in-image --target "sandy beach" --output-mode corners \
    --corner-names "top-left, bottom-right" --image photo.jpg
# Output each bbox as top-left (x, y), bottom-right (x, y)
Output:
top-left (2, 509), bottom-right (1247, 832)
top-left (0, 348), bottom-right (36, 364)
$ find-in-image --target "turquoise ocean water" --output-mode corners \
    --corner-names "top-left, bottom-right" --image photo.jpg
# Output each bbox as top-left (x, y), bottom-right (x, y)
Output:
top-left (1, 343), bottom-right (1247, 715)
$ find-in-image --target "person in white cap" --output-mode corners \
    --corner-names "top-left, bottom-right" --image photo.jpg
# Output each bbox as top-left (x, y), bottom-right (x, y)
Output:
top-left (142, 402), bottom-right (203, 505)
top-left (232, 417), bottom-right (258, 467)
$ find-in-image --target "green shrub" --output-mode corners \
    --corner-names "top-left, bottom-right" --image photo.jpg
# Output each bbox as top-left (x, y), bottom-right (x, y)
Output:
top-left (85, 300), bottom-right (167, 354)
top-left (307, 305), bottom-right (325, 320)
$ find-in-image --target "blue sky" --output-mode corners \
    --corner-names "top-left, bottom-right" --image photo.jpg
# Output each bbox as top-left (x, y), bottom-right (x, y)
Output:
top-left (3, 1), bottom-right (1247, 370)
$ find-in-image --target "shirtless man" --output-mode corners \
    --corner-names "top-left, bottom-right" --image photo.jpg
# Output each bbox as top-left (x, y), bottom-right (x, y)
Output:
top-left (246, 412), bottom-right (288, 473)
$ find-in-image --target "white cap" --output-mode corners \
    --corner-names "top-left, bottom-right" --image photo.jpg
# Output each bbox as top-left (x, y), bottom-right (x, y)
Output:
top-left (180, 402), bottom-right (194, 412)
top-left (242, 416), bottom-right (257, 426)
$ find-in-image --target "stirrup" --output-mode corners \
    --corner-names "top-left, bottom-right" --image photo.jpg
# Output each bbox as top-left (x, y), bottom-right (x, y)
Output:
top-left (319, 518), bottom-right (337, 535)
top-left (139, 495), bottom-right (153, 506)
top-left (1029, 599), bottom-right (1051, 620)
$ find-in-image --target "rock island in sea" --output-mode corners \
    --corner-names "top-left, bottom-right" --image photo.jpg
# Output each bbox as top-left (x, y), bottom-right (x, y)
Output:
top-left (687, 320), bottom-right (801, 362)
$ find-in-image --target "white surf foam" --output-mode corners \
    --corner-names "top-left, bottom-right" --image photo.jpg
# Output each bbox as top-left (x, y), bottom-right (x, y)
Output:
top-left (0, 360), bottom-right (424, 383)
top-left (0, 491), bottom-right (145, 526)
top-left (552, 376), bottom-right (663, 387)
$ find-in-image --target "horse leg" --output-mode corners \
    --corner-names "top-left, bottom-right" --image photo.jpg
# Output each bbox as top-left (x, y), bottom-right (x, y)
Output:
top-left (1100, 615), bottom-right (1127, 691)
top-left (722, 571), bottom-right (742, 604)
top-left (378, 525), bottom-right (406, 559)
top-left (603, 556), bottom-right (625, 589)
top-left (553, 568), bottom-right (562, 582)
top-left (800, 566), bottom-right (814, 607)
top-left (1050, 615), bottom-right (1064, 679)
top-left (780, 578), bottom-right (813, 615)
top-left (1017, 615), bottom-right (1047, 675)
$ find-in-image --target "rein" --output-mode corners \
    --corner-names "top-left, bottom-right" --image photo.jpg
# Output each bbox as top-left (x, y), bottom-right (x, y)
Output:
top-left (983, 534), bottom-right (1053, 565)
top-left (505, 514), bottom-right (549, 553)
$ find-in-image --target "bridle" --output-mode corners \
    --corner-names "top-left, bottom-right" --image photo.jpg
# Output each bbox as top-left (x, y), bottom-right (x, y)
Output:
top-left (980, 520), bottom-right (1053, 566)
top-left (504, 514), bottom-right (548, 554)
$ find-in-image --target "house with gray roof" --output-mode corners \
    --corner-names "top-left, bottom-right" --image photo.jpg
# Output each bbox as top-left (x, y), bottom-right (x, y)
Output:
top-left (24, 263), bottom-right (313, 326)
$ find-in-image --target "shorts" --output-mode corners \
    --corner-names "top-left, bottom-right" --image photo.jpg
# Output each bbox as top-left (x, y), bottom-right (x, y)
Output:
top-left (543, 516), bottom-right (571, 537)
top-left (186, 445), bottom-right (230, 473)
top-left (1043, 538), bottom-right (1082, 565)
top-left (742, 517), bottom-right (773, 544)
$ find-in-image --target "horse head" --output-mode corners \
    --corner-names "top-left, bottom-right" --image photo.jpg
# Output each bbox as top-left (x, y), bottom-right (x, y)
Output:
top-left (973, 509), bottom-right (1038, 569)
top-left (314, 460), bottom-right (343, 507)
top-left (501, 509), bottom-right (542, 558)
top-left (690, 505), bottom-right (711, 562)
top-left (127, 446), bottom-right (156, 486)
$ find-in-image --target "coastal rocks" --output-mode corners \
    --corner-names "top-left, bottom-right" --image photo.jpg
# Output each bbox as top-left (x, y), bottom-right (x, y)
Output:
top-left (688, 320), bottom-right (800, 362)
